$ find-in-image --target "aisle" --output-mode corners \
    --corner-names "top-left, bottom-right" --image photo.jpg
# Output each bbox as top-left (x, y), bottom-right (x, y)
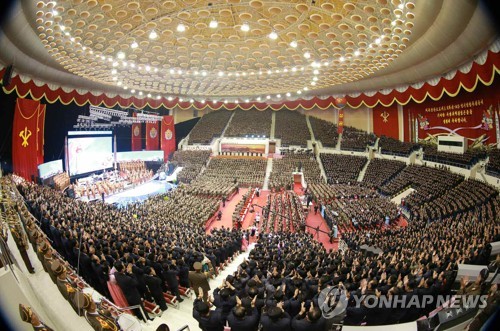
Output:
top-left (305, 201), bottom-right (337, 251)
top-left (205, 188), bottom-right (248, 233)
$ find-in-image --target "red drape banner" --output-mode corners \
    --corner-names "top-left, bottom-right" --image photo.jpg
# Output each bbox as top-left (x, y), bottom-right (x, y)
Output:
top-left (338, 109), bottom-right (344, 134)
top-left (131, 113), bottom-right (141, 151)
top-left (12, 98), bottom-right (46, 181)
top-left (145, 122), bottom-right (159, 150)
top-left (373, 104), bottom-right (399, 139)
top-left (161, 115), bottom-right (176, 160)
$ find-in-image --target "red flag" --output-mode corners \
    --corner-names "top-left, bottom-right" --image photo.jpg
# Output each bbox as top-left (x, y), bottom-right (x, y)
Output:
top-left (145, 121), bottom-right (159, 150)
top-left (338, 109), bottom-right (344, 134)
top-left (12, 98), bottom-right (46, 181)
top-left (161, 115), bottom-right (176, 160)
top-left (131, 113), bottom-right (141, 151)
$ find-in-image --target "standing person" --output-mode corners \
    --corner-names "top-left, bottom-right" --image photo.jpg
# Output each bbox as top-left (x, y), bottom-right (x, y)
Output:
top-left (11, 224), bottom-right (35, 273)
top-left (314, 205), bottom-right (319, 215)
top-left (256, 187), bottom-right (260, 198)
top-left (144, 266), bottom-right (168, 312)
top-left (222, 196), bottom-right (226, 208)
top-left (114, 262), bottom-right (149, 321)
top-left (189, 262), bottom-right (212, 303)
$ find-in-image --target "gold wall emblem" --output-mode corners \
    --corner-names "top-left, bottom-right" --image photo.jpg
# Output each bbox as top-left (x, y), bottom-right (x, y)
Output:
top-left (19, 127), bottom-right (32, 147)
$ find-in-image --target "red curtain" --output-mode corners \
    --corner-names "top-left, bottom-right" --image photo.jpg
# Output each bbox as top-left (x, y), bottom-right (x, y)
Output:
top-left (338, 109), bottom-right (344, 134)
top-left (161, 115), bottom-right (176, 160)
top-left (373, 104), bottom-right (399, 139)
top-left (12, 98), bottom-right (46, 181)
top-left (145, 122), bottom-right (159, 150)
top-left (131, 113), bottom-right (141, 151)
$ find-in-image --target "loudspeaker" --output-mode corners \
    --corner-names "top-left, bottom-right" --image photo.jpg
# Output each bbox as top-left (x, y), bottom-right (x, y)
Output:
top-left (1, 64), bottom-right (14, 87)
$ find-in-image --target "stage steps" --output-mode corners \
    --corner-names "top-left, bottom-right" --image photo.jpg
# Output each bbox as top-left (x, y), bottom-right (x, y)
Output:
top-left (220, 111), bottom-right (236, 138)
top-left (305, 115), bottom-right (316, 141)
top-left (270, 111), bottom-right (276, 139)
top-left (263, 158), bottom-right (273, 190)
top-left (357, 158), bottom-right (371, 182)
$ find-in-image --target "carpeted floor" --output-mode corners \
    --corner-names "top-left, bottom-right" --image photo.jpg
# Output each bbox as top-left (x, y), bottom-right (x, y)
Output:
top-left (205, 188), bottom-right (248, 233)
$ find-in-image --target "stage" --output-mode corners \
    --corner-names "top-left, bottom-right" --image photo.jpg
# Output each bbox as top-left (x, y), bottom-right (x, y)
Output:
top-left (104, 179), bottom-right (176, 206)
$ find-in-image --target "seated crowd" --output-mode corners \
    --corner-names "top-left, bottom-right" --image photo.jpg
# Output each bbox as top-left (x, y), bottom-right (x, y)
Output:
top-left (309, 183), bottom-right (376, 202)
top-left (260, 191), bottom-right (306, 233)
top-left (421, 144), bottom-right (487, 168)
top-left (170, 150), bottom-right (211, 183)
top-left (379, 136), bottom-right (419, 156)
top-left (275, 110), bottom-right (311, 147)
top-left (189, 110), bottom-right (233, 144)
top-left (362, 159), bottom-right (407, 188)
top-left (200, 157), bottom-right (267, 188)
top-left (309, 117), bottom-right (339, 148)
top-left (53, 172), bottom-right (70, 190)
top-left (224, 109), bottom-right (272, 138)
top-left (269, 152), bottom-right (323, 190)
top-left (341, 126), bottom-right (376, 152)
top-left (320, 154), bottom-right (368, 184)
top-left (487, 148), bottom-right (500, 177)
top-left (15, 177), bottom-right (243, 322)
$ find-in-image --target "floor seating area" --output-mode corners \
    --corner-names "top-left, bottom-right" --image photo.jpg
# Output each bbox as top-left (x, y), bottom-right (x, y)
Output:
top-left (199, 157), bottom-right (267, 187)
top-left (170, 150), bottom-right (211, 183)
top-left (269, 152), bottom-right (322, 189)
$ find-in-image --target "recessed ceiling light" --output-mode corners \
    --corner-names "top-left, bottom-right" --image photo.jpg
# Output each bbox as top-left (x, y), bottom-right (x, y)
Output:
top-left (201, 99), bottom-right (205, 103)
top-left (124, 86), bottom-right (128, 90)
top-left (245, 99), bottom-right (249, 103)
top-left (194, 71), bottom-right (199, 75)
top-left (340, 56), bottom-right (345, 62)
top-left (267, 70), bottom-right (272, 74)
top-left (170, 69), bottom-right (175, 74)
top-left (156, 96), bottom-right (161, 100)
top-left (218, 71), bottom-right (224, 77)
top-left (297, 90), bottom-right (302, 94)
top-left (60, 25), bottom-right (65, 31)
top-left (286, 92), bottom-right (291, 97)
top-left (131, 42), bottom-right (138, 49)
top-left (111, 69), bottom-right (117, 74)
top-left (398, 4), bottom-right (404, 9)
top-left (112, 62), bottom-right (118, 67)
top-left (257, 97), bottom-right (261, 101)
top-left (375, 38), bottom-right (381, 44)
top-left (269, 31), bottom-right (278, 40)
top-left (131, 89), bottom-right (136, 93)
top-left (266, 95), bottom-right (271, 99)
top-left (276, 94), bottom-right (281, 98)
top-left (209, 19), bottom-right (218, 29)
top-left (224, 100), bottom-right (228, 104)
top-left (147, 93), bottom-right (152, 97)
top-left (167, 97), bottom-right (173, 101)
top-left (202, 71), bottom-right (207, 76)
top-left (241, 23), bottom-right (250, 32)
top-left (290, 41), bottom-right (298, 48)
top-left (304, 52), bottom-right (311, 59)
top-left (177, 69), bottom-right (182, 74)
top-left (145, 65), bottom-right (151, 71)
top-left (313, 69), bottom-right (319, 75)
top-left (311, 81), bottom-right (316, 86)
top-left (354, 50), bottom-right (360, 56)
top-left (303, 87), bottom-right (309, 91)
top-left (177, 24), bottom-right (186, 32)
top-left (313, 76), bottom-right (318, 81)
top-left (52, 10), bottom-right (58, 15)
top-left (139, 91), bottom-right (143, 96)
top-left (189, 98), bottom-right (194, 103)
top-left (130, 63), bottom-right (135, 68)
top-left (292, 67), bottom-right (297, 72)
top-left (117, 52), bottom-right (125, 59)
top-left (149, 30), bottom-right (158, 39)
top-left (112, 76), bottom-right (117, 81)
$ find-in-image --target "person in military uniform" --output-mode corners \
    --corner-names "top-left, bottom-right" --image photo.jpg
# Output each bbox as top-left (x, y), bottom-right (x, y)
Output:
top-left (50, 259), bottom-right (81, 315)
top-left (11, 223), bottom-right (35, 273)
top-left (189, 262), bottom-right (212, 303)
top-left (72, 291), bottom-right (119, 331)
top-left (19, 304), bottom-right (54, 331)
top-left (40, 241), bottom-right (57, 283)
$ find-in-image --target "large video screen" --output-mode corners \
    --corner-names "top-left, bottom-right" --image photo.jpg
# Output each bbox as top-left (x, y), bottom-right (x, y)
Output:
top-left (67, 131), bottom-right (113, 176)
top-left (38, 159), bottom-right (63, 179)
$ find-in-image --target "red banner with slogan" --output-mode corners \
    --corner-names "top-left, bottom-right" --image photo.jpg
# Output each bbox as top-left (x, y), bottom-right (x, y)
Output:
top-left (338, 109), bottom-right (344, 134)
top-left (145, 122), bottom-right (159, 150)
top-left (12, 98), bottom-right (46, 181)
top-left (161, 115), bottom-right (176, 160)
top-left (131, 113), bottom-right (141, 151)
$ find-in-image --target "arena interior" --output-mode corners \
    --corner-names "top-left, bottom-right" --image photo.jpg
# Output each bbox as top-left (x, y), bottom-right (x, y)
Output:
top-left (1, 1), bottom-right (500, 331)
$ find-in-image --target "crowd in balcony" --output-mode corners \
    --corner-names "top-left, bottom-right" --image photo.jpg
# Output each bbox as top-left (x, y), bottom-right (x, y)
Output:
top-left (188, 110), bottom-right (233, 144)
top-left (171, 150), bottom-right (211, 183)
top-left (362, 159), bottom-right (407, 188)
top-left (421, 144), bottom-right (487, 168)
top-left (379, 136), bottom-right (419, 156)
top-left (341, 126), bottom-right (376, 152)
top-left (224, 110), bottom-right (272, 138)
top-left (309, 116), bottom-right (339, 148)
top-left (487, 148), bottom-right (500, 177)
top-left (320, 154), bottom-right (368, 184)
top-left (274, 110), bottom-right (311, 147)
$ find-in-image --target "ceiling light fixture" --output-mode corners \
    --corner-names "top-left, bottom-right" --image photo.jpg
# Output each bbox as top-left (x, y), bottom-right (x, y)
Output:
top-left (286, 92), bottom-right (291, 97)
top-left (209, 19), bottom-right (218, 29)
top-left (131, 42), bottom-right (138, 49)
top-left (354, 50), bottom-right (360, 56)
top-left (340, 56), bottom-right (345, 62)
top-left (177, 23), bottom-right (186, 32)
top-left (290, 41), bottom-right (298, 48)
top-left (241, 23), bottom-right (250, 32)
top-left (304, 52), bottom-right (311, 59)
top-left (313, 69), bottom-right (319, 75)
top-left (269, 31), bottom-right (278, 40)
top-left (117, 52), bottom-right (125, 59)
top-left (149, 30), bottom-right (158, 39)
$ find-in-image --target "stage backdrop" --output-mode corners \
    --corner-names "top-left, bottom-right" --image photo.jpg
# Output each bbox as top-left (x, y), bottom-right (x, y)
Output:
top-left (161, 115), bottom-right (176, 160)
top-left (373, 104), bottom-right (399, 140)
top-left (131, 113), bottom-right (141, 151)
top-left (145, 122), bottom-right (159, 150)
top-left (406, 80), bottom-right (499, 146)
top-left (12, 98), bottom-right (46, 181)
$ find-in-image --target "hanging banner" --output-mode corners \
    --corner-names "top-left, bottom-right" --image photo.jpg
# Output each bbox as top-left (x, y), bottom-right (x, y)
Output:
top-left (160, 115), bottom-right (176, 160)
top-left (131, 113), bottom-right (141, 151)
top-left (145, 121), bottom-right (159, 150)
top-left (12, 98), bottom-right (46, 181)
top-left (373, 105), bottom-right (399, 139)
top-left (338, 109), bottom-right (344, 134)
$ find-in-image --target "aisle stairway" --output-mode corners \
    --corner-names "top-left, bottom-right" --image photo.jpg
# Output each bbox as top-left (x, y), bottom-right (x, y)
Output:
top-left (374, 137), bottom-right (380, 150)
top-left (270, 111), bottom-right (276, 139)
top-left (316, 154), bottom-right (328, 183)
top-left (219, 111), bottom-right (236, 138)
top-left (263, 158), bottom-right (273, 190)
top-left (305, 115), bottom-right (316, 141)
top-left (357, 158), bottom-right (371, 182)
top-left (336, 133), bottom-right (342, 150)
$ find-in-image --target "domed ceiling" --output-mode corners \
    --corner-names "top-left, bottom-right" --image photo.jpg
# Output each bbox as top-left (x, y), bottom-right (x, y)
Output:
top-left (0, 0), bottom-right (497, 102)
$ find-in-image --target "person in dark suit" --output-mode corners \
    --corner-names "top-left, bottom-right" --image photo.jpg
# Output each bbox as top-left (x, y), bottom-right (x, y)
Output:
top-left (291, 302), bottom-right (326, 331)
top-left (260, 304), bottom-right (292, 331)
top-left (192, 290), bottom-right (224, 331)
top-left (163, 262), bottom-right (184, 302)
top-left (144, 266), bottom-right (168, 312)
top-left (72, 292), bottom-right (119, 331)
top-left (178, 259), bottom-right (190, 288)
top-left (226, 296), bottom-right (259, 331)
top-left (114, 262), bottom-right (149, 321)
top-left (189, 262), bottom-right (212, 303)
